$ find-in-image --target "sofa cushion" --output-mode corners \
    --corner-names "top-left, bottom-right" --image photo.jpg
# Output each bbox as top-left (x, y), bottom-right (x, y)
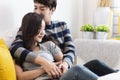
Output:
top-left (98, 71), bottom-right (120, 80)
top-left (74, 39), bottom-right (120, 69)
top-left (0, 38), bottom-right (16, 80)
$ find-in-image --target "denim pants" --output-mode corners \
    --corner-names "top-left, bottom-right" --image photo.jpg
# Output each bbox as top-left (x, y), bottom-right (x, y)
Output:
top-left (60, 59), bottom-right (117, 80)
top-left (60, 65), bottom-right (98, 80)
top-left (36, 60), bottom-right (116, 80)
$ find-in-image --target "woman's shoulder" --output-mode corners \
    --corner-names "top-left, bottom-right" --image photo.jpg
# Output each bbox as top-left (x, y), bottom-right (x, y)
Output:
top-left (41, 41), bottom-right (55, 47)
top-left (40, 41), bottom-right (56, 51)
top-left (42, 41), bottom-right (54, 44)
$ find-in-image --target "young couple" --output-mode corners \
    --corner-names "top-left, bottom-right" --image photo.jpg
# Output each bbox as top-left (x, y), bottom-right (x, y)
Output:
top-left (10, 0), bottom-right (117, 80)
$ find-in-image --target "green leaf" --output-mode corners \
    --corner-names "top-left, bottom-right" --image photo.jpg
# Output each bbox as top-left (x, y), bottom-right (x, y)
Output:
top-left (95, 25), bottom-right (109, 32)
top-left (80, 24), bottom-right (94, 32)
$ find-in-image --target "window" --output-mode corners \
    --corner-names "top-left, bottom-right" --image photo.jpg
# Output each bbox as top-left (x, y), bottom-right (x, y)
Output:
top-left (111, 0), bottom-right (120, 37)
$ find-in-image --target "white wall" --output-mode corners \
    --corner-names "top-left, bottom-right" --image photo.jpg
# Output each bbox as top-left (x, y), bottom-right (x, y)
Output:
top-left (0, 0), bottom-right (33, 46)
top-left (82, 0), bottom-right (98, 24)
top-left (0, 0), bottom-right (98, 42)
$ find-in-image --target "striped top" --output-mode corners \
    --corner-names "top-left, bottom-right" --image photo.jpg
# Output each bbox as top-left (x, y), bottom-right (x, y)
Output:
top-left (9, 21), bottom-right (76, 67)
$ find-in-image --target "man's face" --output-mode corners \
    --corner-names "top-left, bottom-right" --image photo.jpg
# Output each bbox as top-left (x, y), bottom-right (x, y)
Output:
top-left (34, 2), bottom-right (54, 25)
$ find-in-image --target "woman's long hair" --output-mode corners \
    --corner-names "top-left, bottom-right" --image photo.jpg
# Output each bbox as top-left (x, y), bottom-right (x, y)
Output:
top-left (20, 12), bottom-right (44, 51)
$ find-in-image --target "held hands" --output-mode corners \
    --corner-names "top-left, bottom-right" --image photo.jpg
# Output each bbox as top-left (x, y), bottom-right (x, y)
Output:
top-left (42, 61), bottom-right (62, 79)
top-left (35, 56), bottom-right (69, 79)
top-left (57, 61), bottom-right (69, 74)
top-left (42, 61), bottom-right (69, 79)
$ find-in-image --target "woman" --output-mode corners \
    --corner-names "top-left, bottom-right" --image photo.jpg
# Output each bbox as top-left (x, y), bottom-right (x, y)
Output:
top-left (11, 12), bottom-right (63, 80)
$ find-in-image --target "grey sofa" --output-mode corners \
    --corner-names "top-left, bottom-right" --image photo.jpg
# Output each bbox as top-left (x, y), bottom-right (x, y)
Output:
top-left (74, 39), bottom-right (120, 69)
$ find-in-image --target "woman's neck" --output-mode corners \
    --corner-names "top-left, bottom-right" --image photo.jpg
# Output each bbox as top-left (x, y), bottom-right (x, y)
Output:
top-left (33, 46), bottom-right (40, 52)
top-left (32, 42), bottom-right (40, 52)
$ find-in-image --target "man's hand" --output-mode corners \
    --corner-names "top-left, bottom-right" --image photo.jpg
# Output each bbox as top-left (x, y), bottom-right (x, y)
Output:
top-left (57, 61), bottom-right (69, 74)
top-left (42, 61), bottom-right (62, 79)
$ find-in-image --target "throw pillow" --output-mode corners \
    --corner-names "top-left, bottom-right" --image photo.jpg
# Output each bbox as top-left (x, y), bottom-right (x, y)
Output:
top-left (0, 38), bottom-right (16, 80)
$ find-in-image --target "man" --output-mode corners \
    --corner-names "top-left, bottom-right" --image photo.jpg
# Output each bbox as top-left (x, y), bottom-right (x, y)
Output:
top-left (10, 0), bottom-right (75, 79)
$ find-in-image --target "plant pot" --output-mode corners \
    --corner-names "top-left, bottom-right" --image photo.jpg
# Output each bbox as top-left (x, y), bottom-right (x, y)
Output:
top-left (95, 32), bottom-right (108, 40)
top-left (82, 31), bottom-right (94, 39)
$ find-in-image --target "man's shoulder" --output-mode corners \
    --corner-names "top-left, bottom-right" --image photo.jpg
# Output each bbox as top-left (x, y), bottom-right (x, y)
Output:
top-left (52, 21), bottom-right (67, 26)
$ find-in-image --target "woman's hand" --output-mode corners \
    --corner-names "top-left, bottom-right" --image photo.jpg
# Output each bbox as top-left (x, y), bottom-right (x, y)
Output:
top-left (35, 56), bottom-right (62, 79)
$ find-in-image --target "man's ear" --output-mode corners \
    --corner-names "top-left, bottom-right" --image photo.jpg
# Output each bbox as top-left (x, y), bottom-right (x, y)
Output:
top-left (51, 7), bottom-right (56, 14)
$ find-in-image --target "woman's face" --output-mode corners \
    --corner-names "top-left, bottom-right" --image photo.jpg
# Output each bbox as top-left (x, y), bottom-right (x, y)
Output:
top-left (34, 2), bottom-right (55, 25)
top-left (34, 20), bottom-right (45, 42)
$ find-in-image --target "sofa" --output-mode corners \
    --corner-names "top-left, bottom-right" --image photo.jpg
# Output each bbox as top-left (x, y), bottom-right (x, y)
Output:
top-left (1, 35), bottom-right (120, 80)
top-left (74, 39), bottom-right (120, 69)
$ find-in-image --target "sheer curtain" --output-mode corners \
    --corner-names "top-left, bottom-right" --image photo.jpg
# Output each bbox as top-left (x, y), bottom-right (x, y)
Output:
top-left (111, 0), bottom-right (120, 37)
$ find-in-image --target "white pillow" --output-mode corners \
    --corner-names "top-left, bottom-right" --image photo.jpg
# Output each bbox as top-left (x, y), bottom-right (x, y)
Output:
top-left (98, 71), bottom-right (120, 80)
top-left (0, 28), bottom-right (18, 47)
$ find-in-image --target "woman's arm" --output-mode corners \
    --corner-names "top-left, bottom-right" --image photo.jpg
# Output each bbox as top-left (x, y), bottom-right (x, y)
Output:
top-left (54, 51), bottom-right (63, 61)
top-left (47, 41), bottom-right (63, 61)
top-left (15, 64), bottom-right (45, 80)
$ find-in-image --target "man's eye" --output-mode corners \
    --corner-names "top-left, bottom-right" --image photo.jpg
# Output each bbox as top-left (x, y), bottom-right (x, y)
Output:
top-left (40, 9), bottom-right (45, 11)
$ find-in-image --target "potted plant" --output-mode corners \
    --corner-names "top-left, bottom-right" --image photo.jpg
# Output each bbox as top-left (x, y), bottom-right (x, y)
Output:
top-left (95, 25), bottom-right (110, 40)
top-left (80, 24), bottom-right (95, 39)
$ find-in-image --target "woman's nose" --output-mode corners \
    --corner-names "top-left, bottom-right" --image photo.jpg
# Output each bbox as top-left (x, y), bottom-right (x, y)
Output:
top-left (39, 30), bottom-right (45, 35)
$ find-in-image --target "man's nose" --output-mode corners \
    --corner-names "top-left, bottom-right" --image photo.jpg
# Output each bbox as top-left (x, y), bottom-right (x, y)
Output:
top-left (35, 10), bottom-right (41, 14)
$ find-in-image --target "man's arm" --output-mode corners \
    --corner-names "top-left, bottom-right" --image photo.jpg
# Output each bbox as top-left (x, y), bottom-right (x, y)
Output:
top-left (62, 23), bottom-right (76, 68)
top-left (57, 22), bottom-right (76, 74)
top-left (9, 31), bottom-right (37, 63)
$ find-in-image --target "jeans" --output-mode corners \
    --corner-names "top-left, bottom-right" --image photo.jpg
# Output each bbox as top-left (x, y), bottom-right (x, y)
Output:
top-left (84, 59), bottom-right (117, 76)
top-left (60, 65), bottom-right (98, 80)
top-left (36, 60), bottom-right (116, 80)
top-left (60, 59), bottom-right (117, 80)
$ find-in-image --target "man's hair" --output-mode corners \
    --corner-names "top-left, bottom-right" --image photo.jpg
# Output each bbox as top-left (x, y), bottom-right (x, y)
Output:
top-left (34, 0), bottom-right (57, 9)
